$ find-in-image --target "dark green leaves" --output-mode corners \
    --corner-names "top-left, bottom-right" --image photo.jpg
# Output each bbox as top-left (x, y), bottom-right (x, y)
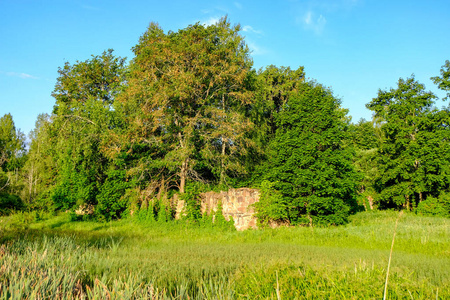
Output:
top-left (431, 60), bottom-right (450, 101)
top-left (261, 83), bottom-right (358, 225)
top-left (367, 75), bottom-right (449, 209)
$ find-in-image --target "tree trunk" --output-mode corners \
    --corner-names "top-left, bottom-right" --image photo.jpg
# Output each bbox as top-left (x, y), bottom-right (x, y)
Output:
top-left (179, 159), bottom-right (188, 194)
top-left (157, 175), bottom-right (165, 199)
top-left (220, 136), bottom-right (226, 185)
top-left (219, 94), bottom-right (226, 185)
top-left (28, 163), bottom-right (34, 203)
top-left (405, 195), bottom-right (411, 210)
top-left (368, 196), bottom-right (374, 210)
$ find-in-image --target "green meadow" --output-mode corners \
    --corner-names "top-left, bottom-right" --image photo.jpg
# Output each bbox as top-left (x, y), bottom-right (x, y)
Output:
top-left (0, 211), bottom-right (448, 299)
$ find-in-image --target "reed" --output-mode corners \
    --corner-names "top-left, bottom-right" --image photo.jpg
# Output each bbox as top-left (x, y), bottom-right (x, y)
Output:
top-left (0, 210), bottom-right (448, 299)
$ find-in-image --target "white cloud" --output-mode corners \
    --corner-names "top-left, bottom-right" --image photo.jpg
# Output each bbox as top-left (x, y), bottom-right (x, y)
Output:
top-left (234, 2), bottom-right (243, 10)
top-left (304, 11), bottom-right (312, 25)
top-left (246, 40), bottom-right (267, 56)
top-left (202, 17), bottom-right (220, 26)
top-left (4, 72), bottom-right (39, 79)
top-left (300, 10), bottom-right (327, 34)
top-left (242, 25), bottom-right (263, 35)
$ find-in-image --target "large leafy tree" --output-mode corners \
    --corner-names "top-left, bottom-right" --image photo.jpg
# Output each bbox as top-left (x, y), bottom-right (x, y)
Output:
top-left (0, 113), bottom-right (26, 213)
top-left (366, 76), bottom-right (450, 209)
top-left (0, 113), bottom-right (25, 172)
top-left (262, 82), bottom-right (358, 225)
top-left (119, 17), bottom-right (253, 192)
top-left (52, 49), bottom-right (126, 109)
top-left (431, 60), bottom-right (450, 101)
top-left (252, 65), bottom-right (305, 142)
top-left (49, 50), bottom-right (127, 212)
top-left (348, 119), bottom-right (381, 210)
top-left (245, 66), bottom-right (306, 185)
top-left (21, 114), bottom-right (54, 205)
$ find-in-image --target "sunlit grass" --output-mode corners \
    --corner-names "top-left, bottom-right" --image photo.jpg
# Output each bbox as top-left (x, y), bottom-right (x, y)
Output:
top-left (0, 210), bottom-right (448, 299)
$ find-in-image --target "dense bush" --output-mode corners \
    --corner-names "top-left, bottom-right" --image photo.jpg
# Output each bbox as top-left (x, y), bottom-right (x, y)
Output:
top-left (416, 193), bottom-right (450, 217)
top-left (0, 193), bottom-right (24, 215)
top-left (95, 169), bottom-right (131, 221)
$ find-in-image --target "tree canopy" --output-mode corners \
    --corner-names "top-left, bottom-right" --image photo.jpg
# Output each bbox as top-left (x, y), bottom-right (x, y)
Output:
top-left (367, 76), bottom-right (450, 210)
top-left (3, 18), bottom-right (450, 222)
top-left (259, 82), bottom-right (359, 225)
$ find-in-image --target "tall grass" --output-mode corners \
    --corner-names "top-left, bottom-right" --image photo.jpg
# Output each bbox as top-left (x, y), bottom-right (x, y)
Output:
top-left (0, 210), bottom-right (448, 299)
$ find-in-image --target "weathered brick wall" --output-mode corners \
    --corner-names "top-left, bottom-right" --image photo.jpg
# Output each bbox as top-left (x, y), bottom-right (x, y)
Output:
top-left (175, 188), bottom-right (260, 231)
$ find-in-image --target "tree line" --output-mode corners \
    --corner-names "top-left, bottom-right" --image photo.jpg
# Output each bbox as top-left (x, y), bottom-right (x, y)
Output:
top-left (1, 18), bottom-right (449, 224)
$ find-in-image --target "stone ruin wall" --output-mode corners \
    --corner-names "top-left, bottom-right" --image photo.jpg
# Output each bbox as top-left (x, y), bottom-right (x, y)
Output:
top-left (175, 188), bottom-right (260, 231)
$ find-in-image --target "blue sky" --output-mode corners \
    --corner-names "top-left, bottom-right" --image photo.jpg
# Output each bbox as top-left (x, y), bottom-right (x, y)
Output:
top-left (1, 0), bottom-right (449, 137)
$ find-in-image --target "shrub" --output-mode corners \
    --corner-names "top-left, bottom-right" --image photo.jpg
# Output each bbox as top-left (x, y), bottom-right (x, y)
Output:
top-left (416, 194), bottom-right (450, 217)
top-left (96, 169), bottom-right (131, 221)
top-left (213, 201), bottom-right (235, 230)
top-left (0, 193), bottom-right (25, 215)
top-left (254, 180), bottom-right (288, 225)
top-left (180, 183), bottom-right (204, 222)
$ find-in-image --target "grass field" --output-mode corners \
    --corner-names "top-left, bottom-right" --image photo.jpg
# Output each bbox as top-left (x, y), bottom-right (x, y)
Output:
top-left (0, 210), bottom-right (448, 299)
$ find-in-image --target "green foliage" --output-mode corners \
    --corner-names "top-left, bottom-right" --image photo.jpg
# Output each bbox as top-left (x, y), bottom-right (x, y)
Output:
top-left (200, 210), bottom-right (214, 227)
top-left (146, 201), bottom-right (156, 223)
top-left (0, 113), bottom-right (26, 172)
top-left (96, 169), bottom-right (131, 221)
top-left (0, 193), bottom-right (24, 215)
top-left (52, 49), bottom-right (127, 108)
top-left (243, 66), bottom-right (306, 185)
top-left (180, 182), bottom-right (209, 221)
top-left (21, 114), bottom-right (55, 207)
top-left (157, 202), bottom-right (169, 223)
top-left (348, 118), bottom-right (379, 150)
top-left (254, 180), bottom-right (288, 225)
top-left (1, 211), bottom-right (448, 298)
top-left (352, 147), bottom-right (380, 210)
top-left (431, 60), bottom-right (450, 101)
top-left (416, 193), bottom-right (450, 217)
top-left (40, 49), bottom-right (128, 216)
top-left (135, 200), bottom-right (157, 223)
top-left (262, 82), bottom-right (358, 225)
top-left (213, 201), bottom-right (235, 230)
top-left (367, 75), bottom-right (450, 209)
top-left (121, 17), bottom-right (254, 191)
top-left (0, 114), bottom-right (26, 210)
top-left (136, 200), bottom-right (148, 222)
top-left (4, 19), bottom-right (449, 227)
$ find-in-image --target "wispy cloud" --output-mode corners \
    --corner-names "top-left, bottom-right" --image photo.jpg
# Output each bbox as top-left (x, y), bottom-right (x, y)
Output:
top-left (202, 16), bottom-right (220, 26)
top-left (242, 25), bottom-right (263, 35)
top-left (300, 11), bottom-right (327, 34)
top-left (201, 8), bottom-right (213, 14)
top-left (234, 2), bottom-right (243, 10)
top-left (4, 72), bottom-right (39, 79)
top-left (246, 40), bottom-right (267, 56)
top-left (292, 0), bottom-right (361, 35)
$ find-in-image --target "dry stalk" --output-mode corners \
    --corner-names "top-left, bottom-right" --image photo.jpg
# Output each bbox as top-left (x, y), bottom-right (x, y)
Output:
top-left (276, 270), bottom-right (281, 300)
top-left (383, 210), bottom-right (403, 300)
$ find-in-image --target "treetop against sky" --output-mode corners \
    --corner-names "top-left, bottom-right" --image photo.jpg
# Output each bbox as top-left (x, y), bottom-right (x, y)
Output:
top-left (1, 0), bottom-right (449, 136)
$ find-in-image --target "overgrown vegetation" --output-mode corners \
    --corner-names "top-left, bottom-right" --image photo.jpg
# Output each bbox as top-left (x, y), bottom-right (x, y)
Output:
top-left (0, 211), bottom-right (448, 298)
top-left (1, 17), bottom-right (449, 224)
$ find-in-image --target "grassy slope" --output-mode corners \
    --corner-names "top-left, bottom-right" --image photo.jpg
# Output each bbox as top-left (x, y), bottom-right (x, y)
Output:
top-left (0, 210), bottom-right (449, 299)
